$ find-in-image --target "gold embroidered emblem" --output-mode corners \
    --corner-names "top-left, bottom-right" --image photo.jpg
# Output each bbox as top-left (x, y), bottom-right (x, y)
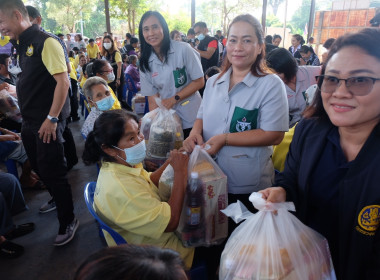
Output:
top-left (26, 44), bottom-right (34, 56)
top-left (358, 205), bottom-right (380, 232)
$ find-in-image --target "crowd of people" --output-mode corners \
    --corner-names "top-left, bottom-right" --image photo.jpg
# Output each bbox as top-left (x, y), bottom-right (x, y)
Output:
top-left (0, 0), bottom-right (379, 279)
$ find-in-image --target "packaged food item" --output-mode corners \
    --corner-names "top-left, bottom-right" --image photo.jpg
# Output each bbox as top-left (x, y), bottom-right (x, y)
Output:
top-left (163, 145), bottom-right (228, 247)
top-left (219, 193), bottom-right (336, 280)
top-left (131, 93), bottom-right (146, 115)
top-left (140, 108), bottom-right (159, 143)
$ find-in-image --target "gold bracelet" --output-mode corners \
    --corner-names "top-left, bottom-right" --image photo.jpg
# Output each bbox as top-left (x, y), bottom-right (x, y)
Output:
top-left (225, 133), bottom-right (229, 146)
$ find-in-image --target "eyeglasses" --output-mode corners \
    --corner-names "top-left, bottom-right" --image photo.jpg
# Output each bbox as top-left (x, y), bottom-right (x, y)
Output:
top-left (316, 75), bottom-right (380, 96)
top-left (101, 69), bottom-right (113, 74)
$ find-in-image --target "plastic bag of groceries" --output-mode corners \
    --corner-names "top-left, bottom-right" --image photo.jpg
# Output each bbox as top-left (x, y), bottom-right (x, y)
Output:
top-left (0, 89), bottom-right (22, 123)
top-left (145, 98), bottom-right (183, 159)
top-left (219, 192), bottom-right (336, 280)
top-left (172, 145), bottom-right (228, 247)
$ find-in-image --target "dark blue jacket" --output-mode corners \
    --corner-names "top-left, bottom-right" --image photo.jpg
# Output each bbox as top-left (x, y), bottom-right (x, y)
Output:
top-left (276, 118), bottom-right (380, 280)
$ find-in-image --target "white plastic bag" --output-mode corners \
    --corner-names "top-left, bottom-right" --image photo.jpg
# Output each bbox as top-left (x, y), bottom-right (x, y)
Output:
top-left (219, 192), bottom-right (336, 280)
top-left (175, 145), bottom-right (228, 247)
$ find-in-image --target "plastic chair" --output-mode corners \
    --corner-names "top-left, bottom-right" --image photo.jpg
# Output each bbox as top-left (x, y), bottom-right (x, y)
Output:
top-left (84, 182), bottom-right (127, 245)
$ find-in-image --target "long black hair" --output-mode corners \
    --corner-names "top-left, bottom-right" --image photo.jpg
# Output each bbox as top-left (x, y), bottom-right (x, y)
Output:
top-left (304, 28), bottom-right (380, 121)
top-left (82, 110), bottom-right (139, 165)
top-left (139, 11), bottom-right (171, 73)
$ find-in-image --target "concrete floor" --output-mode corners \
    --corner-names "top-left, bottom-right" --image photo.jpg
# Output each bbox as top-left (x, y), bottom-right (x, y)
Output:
top-left (0, 116), bottom-right (105, 280)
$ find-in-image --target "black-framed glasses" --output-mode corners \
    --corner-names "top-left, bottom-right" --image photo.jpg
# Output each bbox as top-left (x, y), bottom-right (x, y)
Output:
top-left (316, 75), bottom-right (380, 96)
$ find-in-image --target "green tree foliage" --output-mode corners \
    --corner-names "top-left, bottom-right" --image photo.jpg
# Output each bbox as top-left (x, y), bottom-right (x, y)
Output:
top-left (266, 14), bottom-right (283, 27)
top-left (82, 0), bottom-right (106, 38)
top-left (289, 0), bottom-right (311, 33)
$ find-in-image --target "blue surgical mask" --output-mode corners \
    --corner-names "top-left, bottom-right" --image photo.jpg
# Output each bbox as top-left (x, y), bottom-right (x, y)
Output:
top-left (197, 33), bottom-right (205, 41)
top-left (95, 95), bottom-right (115, 111)
top-left (113, 140), bottom-right (146, 166)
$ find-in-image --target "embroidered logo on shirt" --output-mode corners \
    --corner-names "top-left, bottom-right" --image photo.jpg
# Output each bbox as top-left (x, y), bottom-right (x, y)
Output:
top-left (236, 117), bottom-right (252, 132)
top-left (26, 44), bottom-right (34, 56)
top-left (356, 205), bottom-right (380, 236)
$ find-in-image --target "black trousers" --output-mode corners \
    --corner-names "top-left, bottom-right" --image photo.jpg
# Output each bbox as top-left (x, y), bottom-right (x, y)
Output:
top-left (21, 121), bottom-right (74, 231)
top-left (70, 78), bottom-right (79, 119)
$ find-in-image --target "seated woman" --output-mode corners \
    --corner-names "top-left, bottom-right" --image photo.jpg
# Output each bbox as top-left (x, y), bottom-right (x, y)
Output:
top-left (299, 45), bottom-right (320, 66)
top-left (86, 59), bottom-right (121, 110)
top-left (81, 77), bottom-right (116, 138)
top-left (266, 48), bottom-right (321, 127)
top-left (82, 110), bottom-right (194, 269)
top-left (261, 28), bottom-right (380, 279)
top-left (125, 55), bottom-right (140, 91)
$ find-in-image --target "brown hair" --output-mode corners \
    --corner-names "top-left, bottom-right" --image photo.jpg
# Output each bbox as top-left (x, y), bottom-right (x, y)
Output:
top-left (303, 28), bottom-right (380, 120)
top-left (217, 14), bottom-right (268, 81)
top-left (100, 35), bottom-right (119, 57)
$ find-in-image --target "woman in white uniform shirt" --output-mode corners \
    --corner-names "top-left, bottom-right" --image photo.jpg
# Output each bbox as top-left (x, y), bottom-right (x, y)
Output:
top-left (139, 11), bottom-right (204, 137)
top-left (183, 14), bottom-right (289, 210)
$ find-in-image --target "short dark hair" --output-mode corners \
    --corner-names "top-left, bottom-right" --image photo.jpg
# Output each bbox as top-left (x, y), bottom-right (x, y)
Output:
top-left (139, 11), bottom-right (170, 73)
top-left (323, 38), bottom-right (335, 49)
top-left (0, 0), bottom-right (28, 18)
top-left (126, 33), bottom-right (132, 39)
top-left (73, 47), bottom-right (80, 52)
top-left (304, 28), bottom-right (380, 120)
top-left (82, 110), bottom-right (139, 165)
top-left (89, 38), bottom-right (94, 43)
top-left (273, 34), bottom-right (282, 41)
top-left (370, 13), bottom-right (380, 27)
top-left (266, 48), bottom-right (298, 83)
top-left (130, 37), bottom-right (139, 45)
top-left (25, 5), bottom-right (40, 19)
top-left (193, 21), bottom-right (207, 29)
top-left (74, 245), bottom-right (187, 280)
top-left (205, 66), bottom-right (221, 78)
top-left (0, 53), bottom-right (10, 66)
top-left (57, 33), bottom-right (64, 37)
top-left (87, 59), bottom-right (109, 77)
top-left (292, 34), bottom-right (305, 45)
top-left (187, 28), bottom-right (195, 36)
top-left (265, 35), bottom-right (273, 44)
top-left (299, 45), bottom-right (314, 54)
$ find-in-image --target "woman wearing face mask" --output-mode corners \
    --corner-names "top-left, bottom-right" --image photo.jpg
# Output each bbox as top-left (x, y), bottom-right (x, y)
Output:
top-left (81, 77), bottom-right (117, 138)
top-left (100, 35), bottom-right (124, 102)
top-left (82, 110), bottom-right (194, 270)
top-left (139, 11), bottom-right (204, 138)
top-left (86, 59), bottom-right (121, 111)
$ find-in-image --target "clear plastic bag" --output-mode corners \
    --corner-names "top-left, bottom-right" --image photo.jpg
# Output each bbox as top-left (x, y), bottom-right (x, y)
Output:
top-left (145, 98), bottom-right (183, 159)
top-left (175, 145), bottom-right (228, 247)
top-left (0, 89), bottom-right (22, 123)
top-left (220, 193), bottom-right (336, 280)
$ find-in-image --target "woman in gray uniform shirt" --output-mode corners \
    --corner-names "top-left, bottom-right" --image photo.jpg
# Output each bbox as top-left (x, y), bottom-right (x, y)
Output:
top-left (139, 11), bottom-right (204, 138)
top-left (183, 14), bottom-right (289, 211)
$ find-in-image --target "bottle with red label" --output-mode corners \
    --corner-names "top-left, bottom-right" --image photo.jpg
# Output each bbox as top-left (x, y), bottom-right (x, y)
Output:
top-left (182, 172), bottom-right (205, 246)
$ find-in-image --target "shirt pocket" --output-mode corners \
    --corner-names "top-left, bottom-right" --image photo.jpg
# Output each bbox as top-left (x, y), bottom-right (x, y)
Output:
top-left (217, 154), bottom-right (260, 188)
top-left (172, 66), bottom-right (187, 88)
top-left (229, 106), bottom-right (258, 133)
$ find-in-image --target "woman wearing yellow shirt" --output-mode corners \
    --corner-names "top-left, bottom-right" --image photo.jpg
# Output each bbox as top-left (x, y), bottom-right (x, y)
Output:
top-left (87, 59), bottom-right (121, 110)
top-left (82, 110), bottom-right (194, 269)
top-left (100, 35), bottom-right (124, 101)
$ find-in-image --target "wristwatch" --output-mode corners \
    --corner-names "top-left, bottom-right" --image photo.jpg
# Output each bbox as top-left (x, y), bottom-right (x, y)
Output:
top-left (47, 115), bottom-right (59, 123)
top-left (174, 95), bottom-right (181, 102)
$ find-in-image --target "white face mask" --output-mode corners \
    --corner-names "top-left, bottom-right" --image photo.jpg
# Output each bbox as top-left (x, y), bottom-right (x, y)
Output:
top-left (8, 62), bottom-right (22, 75)
top-left (107, 72), bottom-right (115, 83)
top-left (103, 43), bottom-right (112, 50)
top-left (113, 140), bottom-right (146, 166)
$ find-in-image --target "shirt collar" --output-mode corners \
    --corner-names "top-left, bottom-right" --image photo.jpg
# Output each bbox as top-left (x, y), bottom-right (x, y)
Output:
top-left (102, 161), bottom-right (144, 177)
top-left (216, 67), bottom-right (260, 88)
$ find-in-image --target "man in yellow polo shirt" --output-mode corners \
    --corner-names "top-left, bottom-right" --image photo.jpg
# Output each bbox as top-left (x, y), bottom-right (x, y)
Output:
top-left (0, 0), bottom-right (78, 246)
top-left (86, 38), bottom-right (100, 60)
